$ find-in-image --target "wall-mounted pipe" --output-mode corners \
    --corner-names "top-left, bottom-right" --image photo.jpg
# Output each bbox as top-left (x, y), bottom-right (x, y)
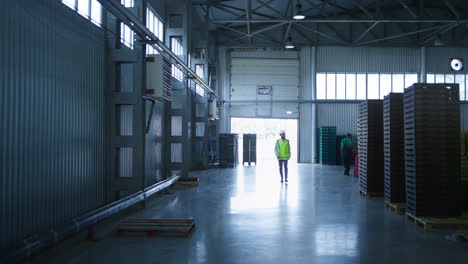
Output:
top-left (2, 175), bottom-right (180, 263)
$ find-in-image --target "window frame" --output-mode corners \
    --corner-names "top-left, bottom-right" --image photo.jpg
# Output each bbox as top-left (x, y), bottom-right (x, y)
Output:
top-left (61, 0), bottom-right (102, 27)
top-left (316, 72), bottom-right (420, 101)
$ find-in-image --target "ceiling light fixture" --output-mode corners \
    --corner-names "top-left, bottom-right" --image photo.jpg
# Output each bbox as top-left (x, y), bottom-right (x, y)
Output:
top-left (293, 2), bottom-right (305, 20)
top-left (285, 37), bottom-right (295, 49)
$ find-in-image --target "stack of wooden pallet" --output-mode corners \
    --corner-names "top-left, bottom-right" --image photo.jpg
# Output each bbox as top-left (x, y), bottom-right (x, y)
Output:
top-left (383, 93), bottom-right (405, 214)
top-left (358, 100), bottom-right (384, 198)
top-left (404, 83), bottom-right (461, 217)
top-left (462, 132), bottom-right (468, 212)
top-left (461, 132), bottom-right (468, 180)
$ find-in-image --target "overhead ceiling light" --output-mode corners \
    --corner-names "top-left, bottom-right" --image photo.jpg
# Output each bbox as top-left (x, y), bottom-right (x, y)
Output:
top-left (285, 37), bottom-right (295, 49)
top-left (286, 111), bottom-right (293, 115)
top-left (293, 3), bottom-right (305, 20)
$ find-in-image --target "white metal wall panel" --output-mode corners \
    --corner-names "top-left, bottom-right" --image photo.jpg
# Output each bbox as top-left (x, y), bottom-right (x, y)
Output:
top-left (299, 47), bottom-right (315, 163)
top-left (231, 48), bottom-right (299, 59)
top-left (317, 103), bottom-right (360, 136)
top-left (317, 47), bottom-right (420, 73)
top-left (230, 103), bottom-right (298, 119)
top-left (218, 47), bottom-right (230, 133)
top-left (231, 58), bottom-right (299, 101)
top-left (427, 47), bottom-right (468, 73)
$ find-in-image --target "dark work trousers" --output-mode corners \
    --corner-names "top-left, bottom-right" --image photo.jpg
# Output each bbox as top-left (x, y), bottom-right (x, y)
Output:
top-left (342, 147), bottom-right (352, 175)
top-left (278, 160), bottom-right (288, 180)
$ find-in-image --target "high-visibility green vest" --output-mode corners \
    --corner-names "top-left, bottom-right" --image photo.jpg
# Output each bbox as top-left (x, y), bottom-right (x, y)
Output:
top-left (276, 139), bottom-right (291, 160)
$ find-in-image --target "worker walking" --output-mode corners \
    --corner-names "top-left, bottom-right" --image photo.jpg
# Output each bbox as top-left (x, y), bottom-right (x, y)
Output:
top-left (341, 133), bottom-right (353, 176)
top-left (275, 130), bottom-right (291, 183)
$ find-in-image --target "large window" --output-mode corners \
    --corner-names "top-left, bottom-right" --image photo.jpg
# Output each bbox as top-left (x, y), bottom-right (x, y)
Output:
top-left (427, 73), bottom-right (468, 100)
top-left (146, 7), bottom-right (164, 55)
top-left (120, 0), bottom-right (134, 49)
top-left (171, 37), bottom-right (184, 82)
top-left (316, 73), bottom-right (418, 100)
top-left (61, 0), bottom-right (102, 26)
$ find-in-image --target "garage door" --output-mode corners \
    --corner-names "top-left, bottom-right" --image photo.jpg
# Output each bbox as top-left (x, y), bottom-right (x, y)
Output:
top-left (230, 57), bottom-right (299, 118)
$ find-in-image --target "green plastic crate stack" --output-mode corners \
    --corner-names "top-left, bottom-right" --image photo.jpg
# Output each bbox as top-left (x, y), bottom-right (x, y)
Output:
top-left (320, 126), bottom-right (337, 164)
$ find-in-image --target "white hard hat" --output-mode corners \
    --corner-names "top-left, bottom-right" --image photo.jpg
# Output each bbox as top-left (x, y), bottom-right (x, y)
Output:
top-left (279, 130), bottom-right (285, 135)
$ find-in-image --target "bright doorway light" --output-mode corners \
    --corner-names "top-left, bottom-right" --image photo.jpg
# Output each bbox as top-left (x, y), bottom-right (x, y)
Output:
top-left (231, 118), bottom-right (298, 162)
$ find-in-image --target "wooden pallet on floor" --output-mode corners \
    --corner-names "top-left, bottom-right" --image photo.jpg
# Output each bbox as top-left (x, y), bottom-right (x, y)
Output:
top-left (406, 213), bottom-right (468, 230)
top-left (113, 219), bottom-right (195, 237)
top-left (359, 189), bottom-right (384, 199)
top-left (384, 201), bottom-right (406, 215)
top-left (453, 233), bottom-right (468, 241)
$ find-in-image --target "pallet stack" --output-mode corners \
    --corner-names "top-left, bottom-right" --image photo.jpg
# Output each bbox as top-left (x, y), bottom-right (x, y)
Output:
top-left (461, 132), bottom-right (468, 212)
top-left (358, 100), bottom-right (384, 196)
top-left (383, 93), bottom-right (405, 204)
top-left (219, 133), bottom-right (239, 168)
top-left (404, 83), bottom-right (461, 217)
top-left (243, 134), bottom-right (257, 165)
top-left (319, 126), bottom-right (337, 164)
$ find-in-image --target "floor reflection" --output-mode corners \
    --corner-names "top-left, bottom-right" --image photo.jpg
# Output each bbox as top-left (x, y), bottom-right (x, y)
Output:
top-left (230, 162), bottom-right (298, 213)
top-left (314, 224), bottom-right (359, 257)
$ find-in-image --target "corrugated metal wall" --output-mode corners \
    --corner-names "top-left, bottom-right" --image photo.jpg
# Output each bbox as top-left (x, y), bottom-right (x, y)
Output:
top-left (317, 47), bottom-right (421, 72)
top-left (0, 0), bottom-right (106, 249)
top-left (299, 47), bottom-right (315, 163)
top-left (427, 47), bottom-right (468, 73)
top-left (317, 104), bottom-right (360, 136)
top-left (145, 101), bottom-right (165, 187)
top-left (231, 48), bottom-right (299, 59)
top-left (230, 52), bottom-right (299, 119)
top-left (218, 47), bottom-right (230, 133)
top-left (230, 58), bottom-right (299, 101)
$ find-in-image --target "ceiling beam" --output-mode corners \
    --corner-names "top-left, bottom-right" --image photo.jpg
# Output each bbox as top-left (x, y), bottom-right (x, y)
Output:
top-left (252, 22), bottom-right (287, 35)
top-left (354, 1), bottom-right (374, 19)
top-left (445, 1), bottom-right (460, 19)
top-left (210, 19), bottom-right (468, 23)
top-left (421, 23), bottom-right (461, 44)
top-left (217, 25), bottom-right (248, 36)
top-left (357, 24), bottom-right (450, 45)
top-left (193, 0), bottom-right (237, 5)
top-left (221, 0), bottom-right (275, 27)
top-left (399, 0), bottom-right (417, 19)
top-left (257, 0), bottom-right (285, 18)
top-left (216, 3), bottom-right (277, 19)
top-left (244, 0), bottom-right (252, 45)
top-left (291, 24), bottom-right (315, 44)
top-left (295, 23), bottom-right (346, 44)
top-left (353, 22), bottom-right (379, 44)
top-left (283, 22), bottom-right (292, 42)
top-left (211, 4), bottom-right (243, 17)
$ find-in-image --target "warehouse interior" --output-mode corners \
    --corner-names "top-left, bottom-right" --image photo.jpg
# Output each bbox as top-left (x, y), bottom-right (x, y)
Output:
top-left (2, 0), bottom-right (468, 263)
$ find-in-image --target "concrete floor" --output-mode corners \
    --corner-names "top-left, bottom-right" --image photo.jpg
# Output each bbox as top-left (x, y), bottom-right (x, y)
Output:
top-left (34, 162), bottom-right (468, 264)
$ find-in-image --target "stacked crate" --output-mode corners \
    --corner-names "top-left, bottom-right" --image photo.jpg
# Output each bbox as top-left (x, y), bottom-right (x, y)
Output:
top-left (219, 134), bottom-right (239, 167)
top-left (319, 126), bottom-right (337, 164)
top-left (461, 132), bottom-right (468, 212)
top-left (242, 134), bottom-right (257, 165)
top-left (358, 100), bottom-right (384, 194)
top-left (461, 132), bottom-right (468, 179)
top-left (404, 83), bottom-right (461, 217)
top-left (383, 93), bottom-right (405, 204)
